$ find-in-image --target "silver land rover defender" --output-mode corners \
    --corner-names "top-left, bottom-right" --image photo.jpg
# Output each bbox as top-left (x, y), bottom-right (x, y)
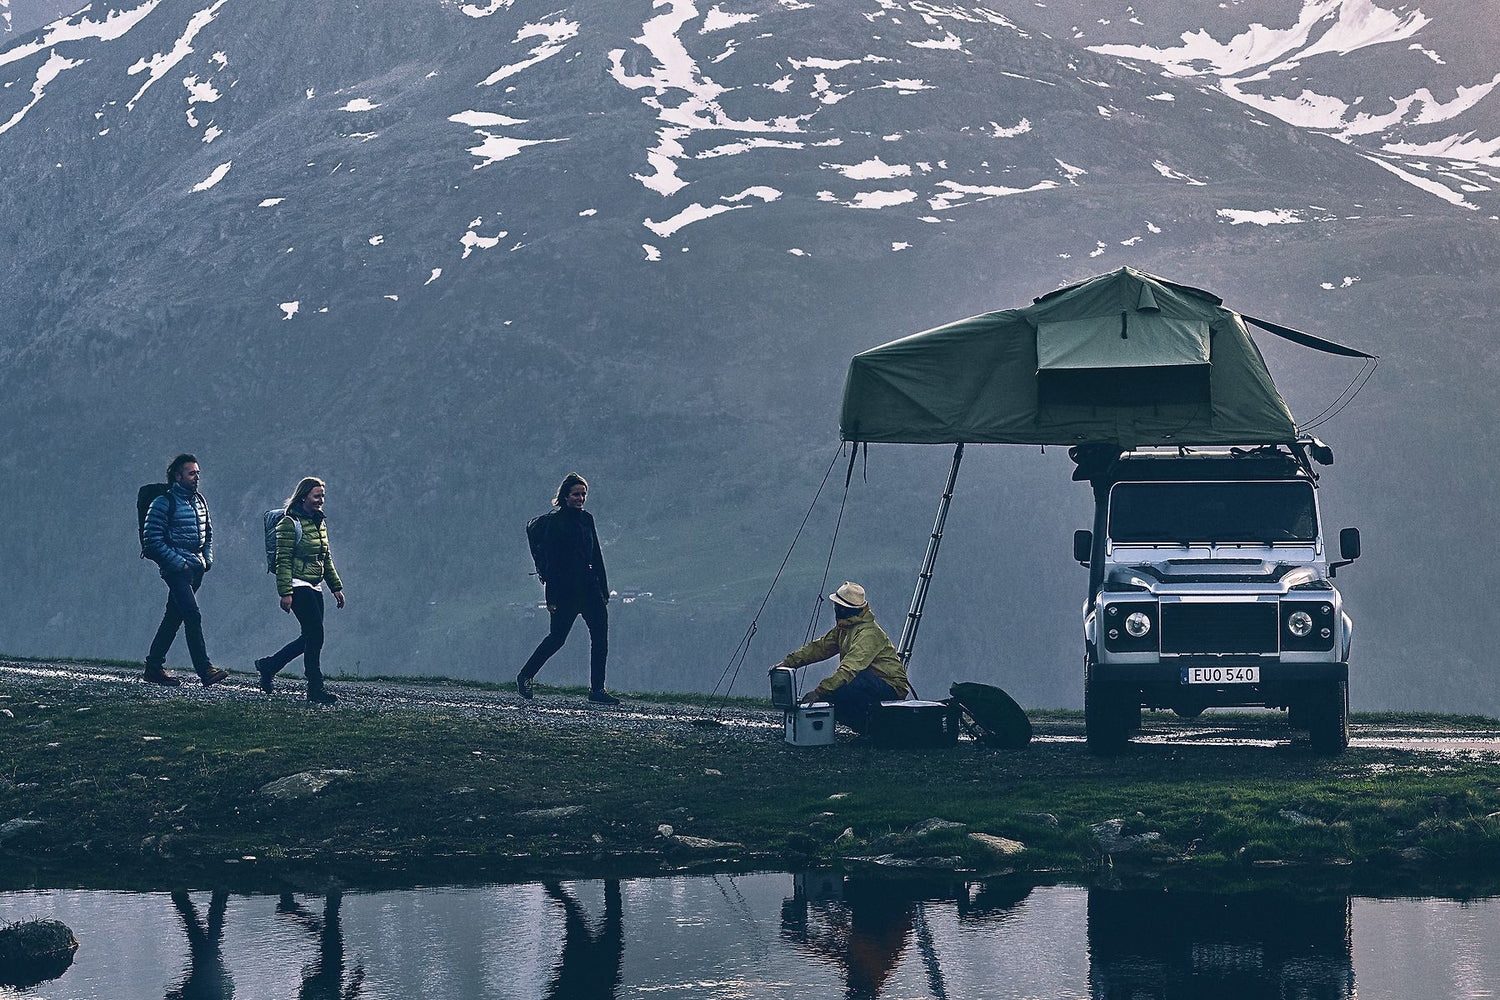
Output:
top-left (1071, 440), bottom-right (1361, 753)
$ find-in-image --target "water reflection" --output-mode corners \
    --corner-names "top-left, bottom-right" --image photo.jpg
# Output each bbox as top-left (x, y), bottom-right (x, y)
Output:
top-left (166, 890), bottom-right (232, 1000)
top-left (0, 875), bottom-right (1495, 999)
top-left (1087, 887), bottom-right (1355, 1000)
top-left (541, 881), bottom-right (621, 1000)
top-left (779, 873), bottom-right (1034, 999)
top-left (277, 893), bottom-right (365, 999)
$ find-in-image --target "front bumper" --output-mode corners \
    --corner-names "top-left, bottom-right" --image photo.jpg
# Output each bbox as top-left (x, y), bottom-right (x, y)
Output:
top-left (1091, 659), bottom-right (1347, 710)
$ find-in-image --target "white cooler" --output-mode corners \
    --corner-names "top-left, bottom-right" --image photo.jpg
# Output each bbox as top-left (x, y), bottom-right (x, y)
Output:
top-left (785, 703), bottom-right (835, 746)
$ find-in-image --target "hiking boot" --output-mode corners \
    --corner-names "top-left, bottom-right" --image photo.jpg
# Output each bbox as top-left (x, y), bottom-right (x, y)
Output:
top-left (143, 668), bottom-right (182, 687)
top-left (255, 657), bottom-right (275, 694)
top-left (198, 666), bottom-right (229, 687)
top-left (588, 689), bottom-right (621, 706)
top-left (307, 687), bottom-right (339, 705)
top-left (516, 673), bottom-right (534, 700)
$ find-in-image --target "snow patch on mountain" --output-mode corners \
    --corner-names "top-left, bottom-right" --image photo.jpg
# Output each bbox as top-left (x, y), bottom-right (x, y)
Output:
top-left (989, 119), bottom-right (1031, 138)
top-left (339, 98), bottom-right (380, 112)
top-left (461, 218), bottom-right (507, 258)
top-left (479, 17), bottom-right (579, 86)
top-left (183, 75), bottom-right (220, 104)
top-left (817, 188), bottom-right (918, 209)
top-left (825, 156), bottom-right (911, 180)
top-left (1217, 208), bottom-right (1303, 225)
top-left (0, 50), bottom-right (79, 136)
top-left (1152, 161), bottom-right (1206, 185)
top-left (927, 179), bottom-right (1058, 211)
top-left (702, 6), bottom-right (756, 32)
top-left (126, 0), bottom-right (229, 112)
top-left (1362, 153), bottom-right (1478, 209)
top-left (191, 160), bottom-right (230, 192)
top-left (0, 0), bottom-right (161, 71)
top-left (279, 301), bottom-right (299, 320)
top-left (1088, 0), bottom-right (1427, 78)
top-left (448, 110), bottom-right (565, 169)
top-left (461, 0), bottom-right (513, 17)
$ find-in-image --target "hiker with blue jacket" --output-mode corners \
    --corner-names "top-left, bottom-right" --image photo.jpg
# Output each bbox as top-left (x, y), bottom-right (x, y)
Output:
top-left (518, 472), bottom-right (620, 704)
top-left (141, 453), bottom-right (227, 687)
top-left (255, 477), bottom-right (345, 704)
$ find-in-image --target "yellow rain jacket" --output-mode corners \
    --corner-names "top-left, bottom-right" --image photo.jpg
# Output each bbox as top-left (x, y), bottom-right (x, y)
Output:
top-left (784, 605), bottom-right (910, 700)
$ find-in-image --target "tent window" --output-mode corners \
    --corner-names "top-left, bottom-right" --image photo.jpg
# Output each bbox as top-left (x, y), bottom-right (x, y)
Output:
top-left (1037, 315), bottom-right (1210, 407)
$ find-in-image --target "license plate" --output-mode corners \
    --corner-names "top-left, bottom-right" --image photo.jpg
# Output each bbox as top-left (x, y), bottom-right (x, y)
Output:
top-left (1182, 665), bottom-right (1260, 684)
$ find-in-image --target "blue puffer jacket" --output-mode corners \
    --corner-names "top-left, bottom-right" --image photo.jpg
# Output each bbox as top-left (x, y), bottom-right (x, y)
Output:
top-left (143, 482), bottom-right (214, 572)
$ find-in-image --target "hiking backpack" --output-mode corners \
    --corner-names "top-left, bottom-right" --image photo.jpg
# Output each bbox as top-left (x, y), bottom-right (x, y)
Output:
top-left (136, 483), bottom-right (174, 559)
top-left (263, 508), bottom-right (303, 573)
top-left (525, 511), bottom-right (552, 578)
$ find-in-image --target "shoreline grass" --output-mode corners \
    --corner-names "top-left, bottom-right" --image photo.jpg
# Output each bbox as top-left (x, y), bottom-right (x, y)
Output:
top-left (3, 657), bottom-right (1499, 895)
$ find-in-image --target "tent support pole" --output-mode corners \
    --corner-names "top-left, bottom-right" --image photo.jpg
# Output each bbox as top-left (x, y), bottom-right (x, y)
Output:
top-left (898, 442), bottom-right (964, 668)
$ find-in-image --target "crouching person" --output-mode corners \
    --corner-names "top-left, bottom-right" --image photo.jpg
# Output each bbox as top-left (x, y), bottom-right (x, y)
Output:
top-left (771, 582), bottom-right (909, 733)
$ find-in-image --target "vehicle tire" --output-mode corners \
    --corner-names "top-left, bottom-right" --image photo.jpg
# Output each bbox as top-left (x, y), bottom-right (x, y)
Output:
top-left (1286, 702), bottom-right (1305, 731)
top-left (1085, 674), bottom-right (1130, 754)
top-left (1307, 679), bottom-right (1349, 754)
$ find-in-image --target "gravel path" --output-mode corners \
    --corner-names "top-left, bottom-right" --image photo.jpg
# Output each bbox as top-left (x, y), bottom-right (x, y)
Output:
top-left (0, 658), bottom-right (782, 738)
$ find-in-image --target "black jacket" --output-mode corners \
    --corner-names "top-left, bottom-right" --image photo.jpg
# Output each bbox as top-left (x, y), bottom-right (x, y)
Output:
top-left (529, 508), bottom-right (609, 605)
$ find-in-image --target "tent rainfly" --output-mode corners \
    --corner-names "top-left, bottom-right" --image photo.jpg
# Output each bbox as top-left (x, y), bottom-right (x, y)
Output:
top-left (840, 266), bottom-right (1372, 449)
top-left (837, 267), bottom-right (1376, 669)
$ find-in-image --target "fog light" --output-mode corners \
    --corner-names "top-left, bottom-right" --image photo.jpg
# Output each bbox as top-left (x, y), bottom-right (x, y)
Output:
top-left (1288, 611), bottom-right (1314, 637)
top-left (1125, 612), bottom-right (1151, 638)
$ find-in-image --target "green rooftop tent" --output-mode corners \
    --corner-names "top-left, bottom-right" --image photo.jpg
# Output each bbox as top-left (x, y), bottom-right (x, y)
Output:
top-left (837, 267), bottom-right (1376, 666)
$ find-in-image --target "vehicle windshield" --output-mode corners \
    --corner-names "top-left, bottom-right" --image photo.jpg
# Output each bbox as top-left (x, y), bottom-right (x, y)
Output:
top-left (1108, 480), bottom-right (1318, 544)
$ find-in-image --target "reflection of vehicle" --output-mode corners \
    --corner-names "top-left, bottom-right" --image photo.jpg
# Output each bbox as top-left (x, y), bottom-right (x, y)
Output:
top-left (1073, 442), bottom-right (1361, 753)
top-left (1087, 887), bottom-right (1355, 1000)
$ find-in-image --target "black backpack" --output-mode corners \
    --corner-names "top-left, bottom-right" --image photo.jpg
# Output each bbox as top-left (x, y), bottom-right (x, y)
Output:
top-left (136, 484), bottom-right (174, 559)
top-left (525, 511), bottom-right (553, 578)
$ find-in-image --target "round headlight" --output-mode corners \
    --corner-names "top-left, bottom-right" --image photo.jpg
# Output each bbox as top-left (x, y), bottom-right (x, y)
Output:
top-left (1125, 612), bottom-right (1151, 638)
top-left (1288, 611), bottom-right (1314, 637)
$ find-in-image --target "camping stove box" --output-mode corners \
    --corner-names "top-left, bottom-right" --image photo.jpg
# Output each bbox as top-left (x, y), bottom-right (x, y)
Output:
top-left (785, 704), bottom-right (835, 746)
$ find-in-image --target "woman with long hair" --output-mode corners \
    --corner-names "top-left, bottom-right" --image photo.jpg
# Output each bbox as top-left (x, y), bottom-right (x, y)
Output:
top-left (255, 477), bottom-right (346, 704)
top-left (519, 472), bottom-right (619, 704)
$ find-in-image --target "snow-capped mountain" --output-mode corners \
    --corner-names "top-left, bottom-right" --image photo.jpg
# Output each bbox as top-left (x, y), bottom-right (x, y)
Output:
top-left (2, 0), bottom-right (1498, 712)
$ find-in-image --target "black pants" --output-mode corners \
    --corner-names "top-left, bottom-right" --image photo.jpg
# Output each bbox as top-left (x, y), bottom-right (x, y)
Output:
top-left (146, 566), bottom-right (211, 673)
top-left (825, 669), bottom-right (900, 733)
top-left (263, 588), bottom-right (326, 688)
top-left (520, 595), bottom-right (608, 691)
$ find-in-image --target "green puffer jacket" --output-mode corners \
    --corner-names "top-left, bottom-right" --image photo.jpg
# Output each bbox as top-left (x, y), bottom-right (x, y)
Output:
top-left (783, 605), bottom-right (910, 700)
top-left (274, 512), bottom-right (343, 597)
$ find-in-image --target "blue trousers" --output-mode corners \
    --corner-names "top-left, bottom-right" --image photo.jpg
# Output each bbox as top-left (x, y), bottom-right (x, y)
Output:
top-left (262, 588), bottom-right (327, 686)
top-left (146, 566), bottom-right (211, 673)
top-left (824, 669), bottom-right (900, 732)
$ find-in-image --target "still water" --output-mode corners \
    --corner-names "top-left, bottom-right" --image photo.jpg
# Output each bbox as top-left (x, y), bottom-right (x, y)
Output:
top-left (1, 873), bottom-right (1496, 999)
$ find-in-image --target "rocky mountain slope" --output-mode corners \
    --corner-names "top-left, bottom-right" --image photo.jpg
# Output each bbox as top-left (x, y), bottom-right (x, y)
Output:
top-left (2, 0), bottom-right (1498, 712)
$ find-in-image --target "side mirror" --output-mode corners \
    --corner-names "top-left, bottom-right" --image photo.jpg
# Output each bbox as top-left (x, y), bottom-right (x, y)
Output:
top-left (1339, 527), bottom-right (1361, 561)
top-left (1074, 529), bottom-right (1093, 566)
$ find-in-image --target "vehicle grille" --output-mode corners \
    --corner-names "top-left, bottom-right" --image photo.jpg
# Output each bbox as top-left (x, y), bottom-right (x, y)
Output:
top-left (1161, 603), bottom-right (1278, 654)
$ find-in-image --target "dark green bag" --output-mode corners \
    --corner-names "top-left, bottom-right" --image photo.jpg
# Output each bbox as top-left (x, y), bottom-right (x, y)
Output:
top-left (949, 682), bottom-right (1032, 748)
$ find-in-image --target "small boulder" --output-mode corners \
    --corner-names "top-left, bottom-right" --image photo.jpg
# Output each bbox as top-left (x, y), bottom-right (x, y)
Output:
top-left (256, 770), bottom-right (354, 801)
top-left (1090, 818), bottom-right (1161, 854)
top-left (0, 819), bottom-right (42, 845)
top-left (969, 832), bottom-right (1025, 855)
top-left (912, 818), bottom-right (965, 837)
top-left (0, 918), bottom-right (78, 988)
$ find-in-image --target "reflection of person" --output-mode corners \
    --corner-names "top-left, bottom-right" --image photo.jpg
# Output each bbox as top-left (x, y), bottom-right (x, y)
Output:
top-left (255, 478), bottom-right (346, 704)
top-left (772, 582), bottom-right (909, 733)
top-left (166, 890), bottom-right (233, 1000)
top-left (542, 881), bottom-right (623, 1000)
top-left (780, 877), bottom-right (913, 1000)
top-left (142, 454), bottom-right (227, 688)
top-left (519, 473), bottom-right (619, 704)
top-left (277, 892), bottom-right (365, 1000)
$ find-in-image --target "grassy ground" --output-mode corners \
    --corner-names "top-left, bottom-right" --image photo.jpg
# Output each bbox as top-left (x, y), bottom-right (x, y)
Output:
top-left (2, 660), bottom-right (1499, 893)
